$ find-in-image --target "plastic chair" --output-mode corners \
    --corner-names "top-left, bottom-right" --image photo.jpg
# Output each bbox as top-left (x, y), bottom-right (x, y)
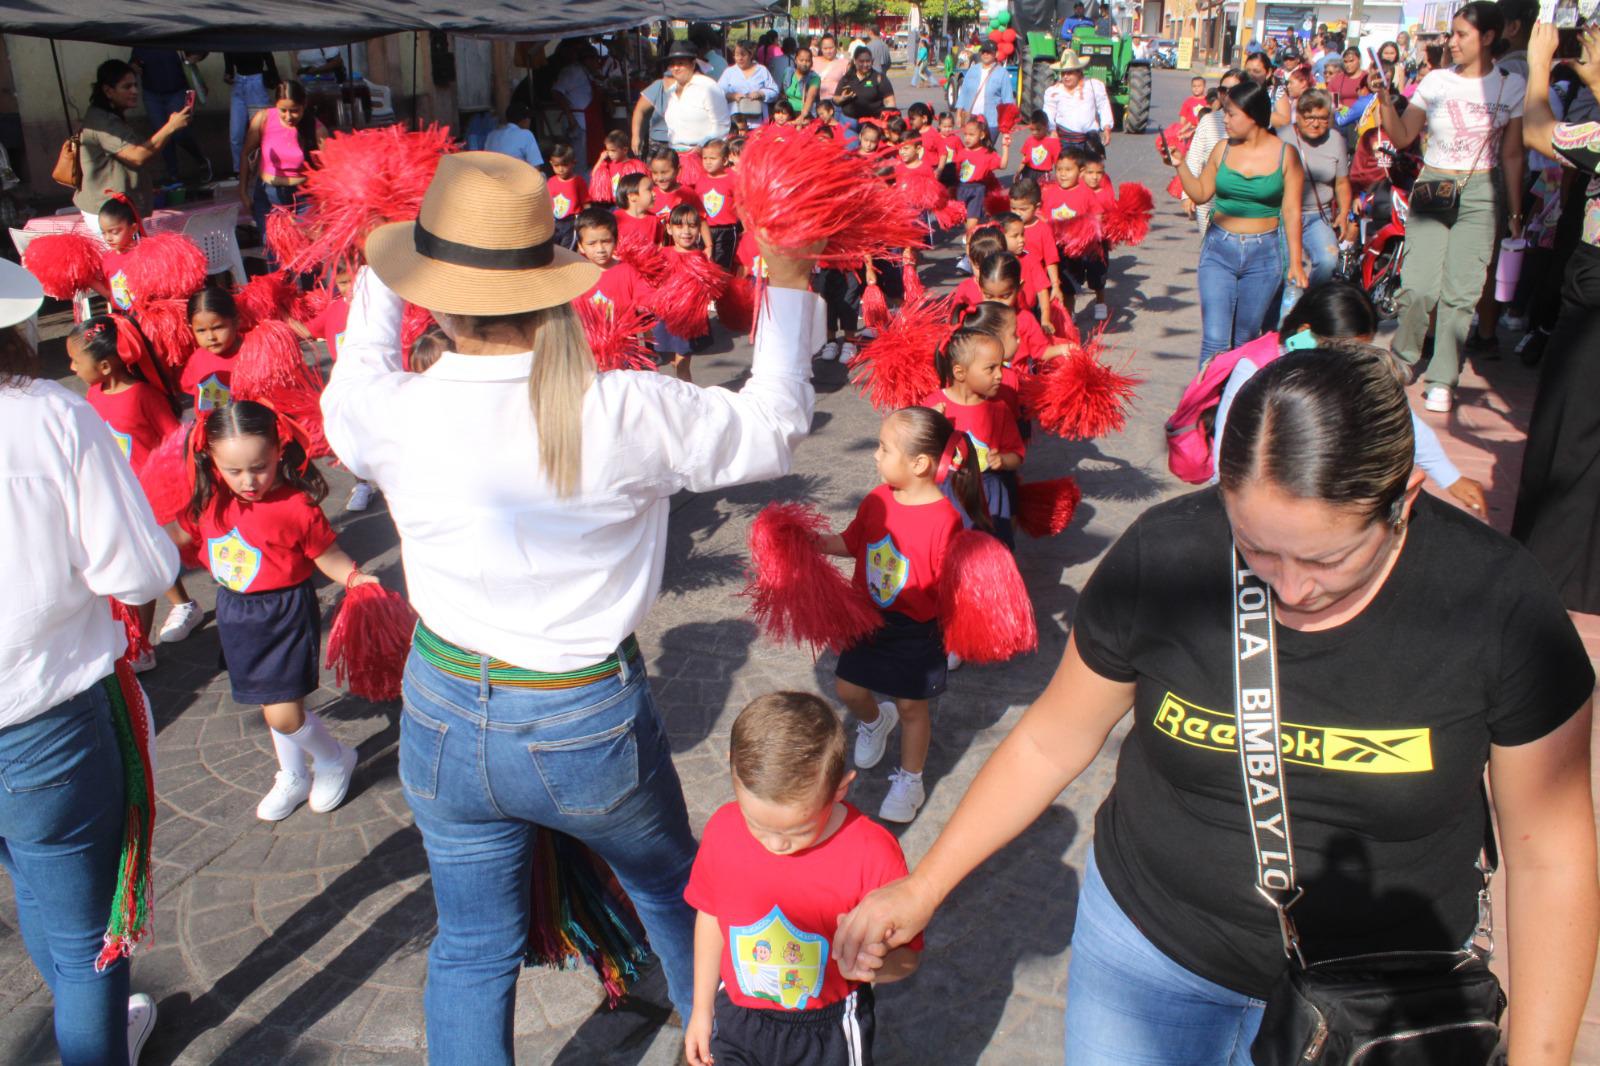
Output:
top-left (365, 80), bottom-right (395, 123)
top-left (180, 203), bottom-right (247, 284)
top-left (11, 227), bottom-right (99, 321)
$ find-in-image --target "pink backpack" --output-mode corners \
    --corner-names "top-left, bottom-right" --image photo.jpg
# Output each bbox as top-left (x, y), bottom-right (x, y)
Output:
top-left (1165, 333), bottom-right (1281, 483)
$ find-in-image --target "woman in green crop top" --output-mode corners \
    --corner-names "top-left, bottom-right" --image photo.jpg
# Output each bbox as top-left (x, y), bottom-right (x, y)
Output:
top-left (1167, 80), bottom-right (1306, 363)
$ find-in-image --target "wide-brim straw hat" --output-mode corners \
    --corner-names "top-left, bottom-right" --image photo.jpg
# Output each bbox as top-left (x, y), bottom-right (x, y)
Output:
top-left (365, 151), bottom-right (599, 317)
top-left (1053, 50), bottom-right (1091, 72)
top-left (0, 258), bottom-right (43, 329)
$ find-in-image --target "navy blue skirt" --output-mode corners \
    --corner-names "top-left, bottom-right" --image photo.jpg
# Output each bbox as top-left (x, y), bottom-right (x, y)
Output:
top-left (957, 181), bottom-right (988, 224)
top-left (835, 610), bottom-right (947, 702)
top-left (216, 580), bottom-right (321, 705)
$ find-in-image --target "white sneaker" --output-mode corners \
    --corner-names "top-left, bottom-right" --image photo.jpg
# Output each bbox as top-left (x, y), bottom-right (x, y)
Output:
top-left (130, 648), bottom-right (156, 674)
top-left (856, 327), bottom-right (878, 341)
top-left (128, 992), bottom-right (157, 1065)
top-left (839, 341), bottom-right (859, 364)
top-left (947, 651), bottom-right (963, 671)
top-left (1093, 302), bottom-right (1109, 322)
top-left (309, 744), bottom-right (359, 814)
top-left (854, 701), bottom-right (899, 769)
top-left (158, 600), bottom-right (202, 644)
top-left (256, 770), bottom-right (312, 821)
top-left (878, 769), bottom-right (926, 823)
top-left (346, 481), bottom-right (375, 512)
top-left (1423, 386), bottom-right (1453, 413)
top-left (819, 341), bottom-right (840, 362)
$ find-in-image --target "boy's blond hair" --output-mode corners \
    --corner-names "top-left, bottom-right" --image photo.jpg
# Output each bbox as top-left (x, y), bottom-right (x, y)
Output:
top-left (731, 692), bottom-right (847, 804)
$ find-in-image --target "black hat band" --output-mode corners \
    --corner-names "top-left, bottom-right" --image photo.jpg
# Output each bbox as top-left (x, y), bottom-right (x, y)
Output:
top-left (414, 221), bottom-right (555, 270)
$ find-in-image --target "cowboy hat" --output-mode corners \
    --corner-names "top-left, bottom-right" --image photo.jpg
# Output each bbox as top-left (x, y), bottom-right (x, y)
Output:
top-left (365, 152), bottom-right (598, 317)
top-left (1053, 49), bottom-right (1091, 71)
top-left (0, 258), bottom-right (43, 330)
top-left (663, 38), bottom-right (700, 63)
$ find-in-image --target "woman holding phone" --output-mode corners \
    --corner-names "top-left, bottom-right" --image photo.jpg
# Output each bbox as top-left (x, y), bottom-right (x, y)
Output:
top-left (72, 60), bottom-right (194, 227)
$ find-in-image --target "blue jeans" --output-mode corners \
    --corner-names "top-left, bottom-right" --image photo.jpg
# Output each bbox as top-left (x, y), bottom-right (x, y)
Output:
top-left (1299, 212), bottom-right (1341, 288)
top-left (252, 183), bottom-right (305, 267)
top-left (399, 644), bottom-right (698, 1065)
top-left (0, 683), bottom-right (130, 1066)
top-left (1198, 225), bottom-right (1285, 364)
top-left (230, 73), bottom-right (273, 172)
top-left (1065, 849), bottom-right (1264, 1064)
top-left (143, 89), bottom-right (204, 181)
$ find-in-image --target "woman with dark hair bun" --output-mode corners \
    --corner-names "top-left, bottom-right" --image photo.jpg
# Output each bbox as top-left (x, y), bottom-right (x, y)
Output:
top-left (1167, 80), bottom-right (1307, 363)
top-left (837, 342), bottom-right (1598, 1064)
top-left (72, 59), bottom-right (194, 227)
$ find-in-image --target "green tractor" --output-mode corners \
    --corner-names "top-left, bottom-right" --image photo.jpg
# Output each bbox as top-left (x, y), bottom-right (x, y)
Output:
top-left (1014, 26), bottom-right (1153, 134)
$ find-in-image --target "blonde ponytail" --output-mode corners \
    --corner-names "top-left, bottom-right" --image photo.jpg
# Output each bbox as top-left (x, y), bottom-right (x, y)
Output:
top-left (527, 303), bottom-right (595, 497)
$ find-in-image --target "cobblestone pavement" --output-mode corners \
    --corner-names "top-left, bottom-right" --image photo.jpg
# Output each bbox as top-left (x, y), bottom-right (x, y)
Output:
top-left (2, 69), bottom-right (1589, 1065)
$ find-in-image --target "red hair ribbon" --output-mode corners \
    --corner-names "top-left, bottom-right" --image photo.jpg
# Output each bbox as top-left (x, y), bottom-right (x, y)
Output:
top-left (261, 403), bottom-right (316, 475)
top-left (936, 433), bottom-right (968, 485)
top-left (102, 191), bottom-right (147, 238)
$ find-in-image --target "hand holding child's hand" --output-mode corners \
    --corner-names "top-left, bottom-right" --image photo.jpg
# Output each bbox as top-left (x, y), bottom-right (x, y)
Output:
top-left (684, 1010), bottom-right (715, 1066)
top-left (348, 570), bottom-right (380, 589)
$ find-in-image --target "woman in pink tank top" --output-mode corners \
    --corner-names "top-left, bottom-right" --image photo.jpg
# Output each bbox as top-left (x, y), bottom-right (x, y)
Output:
top-left (240, 81), bottom-right (328, 263)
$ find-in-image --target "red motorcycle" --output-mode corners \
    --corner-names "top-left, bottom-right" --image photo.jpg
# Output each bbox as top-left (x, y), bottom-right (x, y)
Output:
top-left (1356, 183), bottom-right (1409, 320)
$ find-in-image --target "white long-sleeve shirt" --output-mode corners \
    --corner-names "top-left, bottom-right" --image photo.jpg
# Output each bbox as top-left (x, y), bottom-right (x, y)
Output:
top-left (0, 378), bottom-right (178, 726)
top-left (1043, 79), bottom-right (1114, 137)
top-left (718, 63), bottom-right (780, 125)
top-left (323, 270), bottom-right (821, 672)
top-left (664, 72), bottom-right (733, 151)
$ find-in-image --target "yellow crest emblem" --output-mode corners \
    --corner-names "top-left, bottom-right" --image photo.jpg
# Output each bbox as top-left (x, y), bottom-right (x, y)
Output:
top-left (552, 193), bottom-right (573, 219)
top-left (730, 907), bottom-right (828, 1009)
top-left (207, 527), bottom-right (263, 593)
top-left (1051, 202), bottom-right (1075, 221)
top-left (866, 534), bottom-right (910, 609)
top-left (702, 189), bottom-right (725, 219)
top-left (109, 270), bottom-right (133, 311)
top-left (195, 373), bottom-right (231, 413)
top-left (109, 428), bottom-right (133, 462)
top-left (1030, 145), bottom-right (1049, 168)
top-left (959, 160), bottom-right (977, 183)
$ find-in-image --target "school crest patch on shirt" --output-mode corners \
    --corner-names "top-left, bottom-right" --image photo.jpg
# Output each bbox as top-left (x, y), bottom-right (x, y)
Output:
top-left (195, 374), bottom-right (231, 412)
top-left (730, 907), bottom-right (828, 1010)
top-left (1050, 203), bottom-right (1075, 221)
top-left (109, 271), bottom-right (132, 311)
top-left (959, 160), bottom-right (977, 182)
top-left (1030, 145), bottom-right (1049, 168)
top-left (109, 428), bottom-right (133, 461)
top-left (552, 194), bottom-right (573, 219)
top-left (208, 527), bottom-right (264, 593)
top-left (589, 290), bottom-right (615, 316)
top-left (866, 534), bottom-right (910, 608)
top-left (968, 432), bottom-right (993, 471)
top-left (702, 189), bottom-right (725, 220)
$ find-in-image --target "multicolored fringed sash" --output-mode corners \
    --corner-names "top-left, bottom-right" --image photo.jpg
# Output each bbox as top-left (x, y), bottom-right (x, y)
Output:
top-left (526, 828), bottom-right (654, 1006)
top-left (96, 657), bottom-right (157, 970)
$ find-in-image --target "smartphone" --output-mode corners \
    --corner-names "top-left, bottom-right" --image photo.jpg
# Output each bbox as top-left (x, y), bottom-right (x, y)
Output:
top-left (1157, 129), bottom-right (1172, 162)
top-left (1366, 47), bottom-right (1383, 71)
top-left (185, 89), bottom-right (197, 110)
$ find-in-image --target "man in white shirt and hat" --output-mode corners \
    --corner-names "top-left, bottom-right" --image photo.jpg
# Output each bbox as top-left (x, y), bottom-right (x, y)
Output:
top-left (1043, 50), bottom-right (1114, 156)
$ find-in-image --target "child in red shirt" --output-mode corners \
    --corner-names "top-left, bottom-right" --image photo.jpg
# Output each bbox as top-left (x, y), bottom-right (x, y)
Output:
top-left (94, 195), bottom-right (143, 312)
top-left (1005, 175), bottom-right (1064, 312)
top-left (546, 143), bottom-right (588, 249)
top-left (574, 207), bottom-right (653, 320)
top-left (693, 139), bottom-right (740, 272)
top-left (67, 314), bottom-right (201, 659)
top-left (589, 130), bottom-right (648, 205)
top-left (951, 227), bottom-right (1008, 315)
top-left (817, 407), bottom-right (994, 823)
top-left (648, 148), bottom-right (712, 253)
top-left (925, 327), bottom-right (1025, 550)
top-left (1067, 154), bottom-right (1116, 322)
top-left (185, 400), bottom-right (375, 822)
top-left (181, 288), bottom-right (244, 413)
top-left (684, 693), bottom-right (922, 1066)
top-left (990, 215), bottom-right (1058, 333)
top-left (1019, 109), bottom-right (1062, 177)
top-left (654, 203), bottom-right (713, 382)
top-left (613, 172), bottom-right (662, 246)
top-left (953, 118), bottom-right (1009, 235)
top-left (935, 111), bottom-right (962, 187)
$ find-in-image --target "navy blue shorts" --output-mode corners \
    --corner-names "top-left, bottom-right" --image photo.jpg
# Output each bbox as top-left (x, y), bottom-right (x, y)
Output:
top-left (553, 216), bottom-right (576, 250)
top-left (651, 320), bottom-right (711, 360)
top-left (835, 610), bottom-right (946, 702)
top-left (216, 580), bottom-right (321, 705)
top-left (712, 985), bottom-right (876, 1066)
top-left (957, 181), bottom-right (987, 224)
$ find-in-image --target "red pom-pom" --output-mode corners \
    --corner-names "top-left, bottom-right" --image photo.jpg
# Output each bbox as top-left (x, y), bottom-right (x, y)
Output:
top-left (1166, 174), bottom-right (1185, 199)
top-left (1052, 214), bottom-right (1103, 259)
top-left (984, 185), bottom-right (1012, 219)
top-left (1022, 338), bottom-right (1141, 440)
top-left (743, 503), bottom-right (882, 652)
top-left (617, 230), bottom-right (670, 285)
top-left (733, 125), bottom-right (926, 259)
top-left (232, 320), bottom-right (317, 398)
top-left (400, 302), bottom-right (436, 367)
top-left (849, 294), bottom-right (955, 411)
top-left (235, 271), bottom-right (299, 330)
top-left (901, 262), bottom-right (926, 304)
top-left (22, 232), bottom-right (106, 299)
top-left (1047, 299), bottom-right (1079, 344)
top-left (650, 252), bottom-right (729, 338)
top-left (933, 198), bottom-right (969, 229)
top-left (1103, 183), bottom-right (1154, 247)
top-left (1016, 477), bottom-right (1082, 538)
top-left (292, 284), bottom-right (334, 326)
top-left (265, 207), bottom-right (313, 266)
top-left (325, 581), bottom-right (418, 701)
top-left (861, 282), bottom-right (891, 332)
top-left (677, 149), bottom-right (707, 189)
top-left (284, 124), bottom-right (457, 274)
top-left (996, 103), bottom-right (1021, 134)
top-left (938, 530), bottom-right (1036, 663)
top-left (137, 424), bottom-right (193, 525)
top-left (896, 170), bottom-right (950, 212)
top-left (716, 276), bottom-right (759, 338)
top-left (576, 299), bottom-right (655, 372)
top-left (134, 300), bottom-right (194, 370)
top-left (122, 233), bottom-right (208, 302)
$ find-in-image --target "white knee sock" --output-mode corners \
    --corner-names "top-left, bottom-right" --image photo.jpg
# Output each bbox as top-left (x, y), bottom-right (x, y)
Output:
top-left (270, 728), bottom-right (308, 775)
top-left (286, 712), bottom-right (345, 770)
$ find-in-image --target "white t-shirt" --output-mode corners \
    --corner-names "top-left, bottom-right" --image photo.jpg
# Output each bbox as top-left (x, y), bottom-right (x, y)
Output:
top-left (1411, 66), bottom-right (1526, 171)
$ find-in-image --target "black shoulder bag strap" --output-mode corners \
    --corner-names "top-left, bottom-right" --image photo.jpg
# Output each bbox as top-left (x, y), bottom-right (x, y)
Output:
top-left (1230, 546), bottom-right (1499, 966)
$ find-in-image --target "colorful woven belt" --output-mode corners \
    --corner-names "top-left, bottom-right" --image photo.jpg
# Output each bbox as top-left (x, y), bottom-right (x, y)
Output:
top-left (413, 623), bottom-right (639, 690)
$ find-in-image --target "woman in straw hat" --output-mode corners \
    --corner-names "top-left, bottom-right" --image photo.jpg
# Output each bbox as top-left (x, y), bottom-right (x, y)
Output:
top-left (322, 151), bottom-right (824, 1062)
top-left (0, 257), bottom-right (176, 1064)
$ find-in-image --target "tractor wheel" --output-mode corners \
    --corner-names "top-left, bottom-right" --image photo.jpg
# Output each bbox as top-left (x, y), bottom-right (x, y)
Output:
top-left (1123, 62), bottom-right (1152, 133)
top-left (1021, 55), bottom-right (1054, 116)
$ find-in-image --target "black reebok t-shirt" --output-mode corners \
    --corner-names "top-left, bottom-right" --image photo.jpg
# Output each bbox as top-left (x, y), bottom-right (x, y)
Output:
top-left (1073, 489), bottom-right (1594, 998)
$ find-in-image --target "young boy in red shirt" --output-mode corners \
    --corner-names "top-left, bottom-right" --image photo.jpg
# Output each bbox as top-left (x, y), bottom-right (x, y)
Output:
top-left (573, 207), bottom-right (651, 318)
top-left (1006, 176), bottom-right (1063, 312)
top-left (1019, 110), bottom-right (1062, 178)
top-left (546, 144), bottom-right (588, 249)
top-left (694, 138), bottom-right (740, 272)
top-left (1065, 153), bottom-right (1116, 322)
top-left (613, 173), bottom-right (662, 245)
top-left (684, 692), bottom-right (921, 1066)
top-left (589, 130), bottom-right (649, 205)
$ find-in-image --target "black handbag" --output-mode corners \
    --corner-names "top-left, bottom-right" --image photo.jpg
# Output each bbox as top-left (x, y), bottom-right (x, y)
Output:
top-left (1404, 73), bottom-right (1507, 226)
top-left (1228, 550), bottom-right (1507, 1066)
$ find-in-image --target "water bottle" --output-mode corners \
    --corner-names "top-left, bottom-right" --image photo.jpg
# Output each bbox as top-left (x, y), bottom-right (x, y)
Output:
top-left (1279, 279), bottom-right (1305, 322)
